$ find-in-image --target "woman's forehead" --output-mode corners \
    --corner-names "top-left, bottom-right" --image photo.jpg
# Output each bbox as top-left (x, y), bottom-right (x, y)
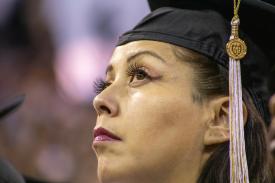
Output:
top-left (105, 40), bottom-right (195, 77)
top-left (110, 40), bottom-right (175, 65)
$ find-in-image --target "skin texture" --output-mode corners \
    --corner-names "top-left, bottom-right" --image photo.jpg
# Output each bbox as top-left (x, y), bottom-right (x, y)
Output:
top-left (92, 40), bottom-right (233, 183)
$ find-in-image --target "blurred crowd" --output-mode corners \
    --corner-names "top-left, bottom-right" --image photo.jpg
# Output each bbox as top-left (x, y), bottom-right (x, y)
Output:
top-left (0, 0), bottom-right (274, 183)
top-left (0, 0), bottom-right (148, 182)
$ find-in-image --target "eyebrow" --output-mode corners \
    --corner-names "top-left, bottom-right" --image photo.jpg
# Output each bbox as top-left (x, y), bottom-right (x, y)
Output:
top-left (105, 50), bottom-right (166, 75)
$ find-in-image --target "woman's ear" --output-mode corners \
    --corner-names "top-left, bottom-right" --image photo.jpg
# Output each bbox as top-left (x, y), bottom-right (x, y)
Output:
top-left (203, 96), bottom-right (248, 146)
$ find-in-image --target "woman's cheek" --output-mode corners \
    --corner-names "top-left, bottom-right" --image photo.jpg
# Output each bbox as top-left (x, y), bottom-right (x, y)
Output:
top-left (125, 89), bottom-right (195, 147)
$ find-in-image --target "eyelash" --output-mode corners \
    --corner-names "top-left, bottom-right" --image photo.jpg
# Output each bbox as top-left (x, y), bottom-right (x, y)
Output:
top-left (126, 63), bottom-right (152, 82)
top-left (93, 79), bottom-right (110, 95)
top-left (93, 63), bottom-right (151, 94)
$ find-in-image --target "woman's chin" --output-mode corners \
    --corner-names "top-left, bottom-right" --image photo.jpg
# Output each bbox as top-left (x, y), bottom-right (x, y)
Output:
top-left (97, 157), bottom-right (146, 183)
top-left (97, 159), bottom-right (128, 183)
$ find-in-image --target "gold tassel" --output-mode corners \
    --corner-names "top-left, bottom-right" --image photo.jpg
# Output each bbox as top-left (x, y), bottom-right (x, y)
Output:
top-left (227, 16), bottom-right (249, 183)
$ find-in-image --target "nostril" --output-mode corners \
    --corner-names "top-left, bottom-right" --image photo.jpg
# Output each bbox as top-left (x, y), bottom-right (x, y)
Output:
top-left (100, 105), bottom-right (111, 114)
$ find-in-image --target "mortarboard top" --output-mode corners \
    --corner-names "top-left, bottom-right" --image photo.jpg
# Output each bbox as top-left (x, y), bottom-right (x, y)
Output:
top-left (148, 0), bottom-right (275, 95)
top-left (117, 0), bottom-right (275, 125)
top-left (147, 0), bottom-right (275, 67)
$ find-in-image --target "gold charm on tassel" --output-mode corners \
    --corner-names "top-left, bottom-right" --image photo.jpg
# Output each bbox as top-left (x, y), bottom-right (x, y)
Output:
top-left (226, 16), bottom-right (247, 60)
top-left (227, 1), bottom-right (250, 181)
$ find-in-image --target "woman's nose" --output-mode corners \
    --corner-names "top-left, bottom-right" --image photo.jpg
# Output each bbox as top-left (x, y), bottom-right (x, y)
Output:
top-left (93, 93), bottom-right (119, 117)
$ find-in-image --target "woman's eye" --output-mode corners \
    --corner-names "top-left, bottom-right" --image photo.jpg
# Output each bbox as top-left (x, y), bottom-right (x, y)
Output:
top-left (131, 69), bottom-right (149, 82)
top-left (127, 63), bottom-right (152, 84)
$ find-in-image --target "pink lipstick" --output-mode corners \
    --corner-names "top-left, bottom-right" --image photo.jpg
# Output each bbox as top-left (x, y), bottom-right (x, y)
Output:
top-left (93, 127), bottom-right (121, 144)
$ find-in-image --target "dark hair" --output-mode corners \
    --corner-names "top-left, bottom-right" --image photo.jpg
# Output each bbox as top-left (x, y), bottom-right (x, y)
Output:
top-left (171, 45), bottom-right (271, 183)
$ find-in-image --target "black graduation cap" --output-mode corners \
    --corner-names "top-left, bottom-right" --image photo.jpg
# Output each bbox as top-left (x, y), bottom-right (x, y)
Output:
top-left (0, 159), bottom-right (25, 183)
top-left (0, 95), bottom-right (25, 120)
top-left (147, 0), bottom-right (275, 65)
top-left (147, 0), bottom-right (275, 94)
top-left (24, 176), bottom-right (56, 183)
top-left (0, 96), bottom-right (25, 183)
top-left (0, 159), bottom-right (55, 183)
top-left (0, 97), bottom-right (57, 183)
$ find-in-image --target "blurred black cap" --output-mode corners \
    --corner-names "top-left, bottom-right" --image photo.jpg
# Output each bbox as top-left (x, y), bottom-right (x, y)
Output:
top-left (0, 159), bottom-right (25, 183)
top-left (24, 176), bottom-right (56, 183)
top-left (0, 95), bottom-right (25, 120)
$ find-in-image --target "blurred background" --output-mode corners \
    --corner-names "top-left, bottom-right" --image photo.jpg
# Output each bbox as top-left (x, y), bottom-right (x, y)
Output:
top-left (0, 0), bottom-right (149, 182)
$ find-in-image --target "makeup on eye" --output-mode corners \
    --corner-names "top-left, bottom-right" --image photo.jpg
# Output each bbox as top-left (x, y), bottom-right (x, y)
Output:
top-left (93, 61), bottom-right (163, 94)
top-left (126, 62), bottom-right (153, 82)
top-left (93, 79), bottom-right (111, 95)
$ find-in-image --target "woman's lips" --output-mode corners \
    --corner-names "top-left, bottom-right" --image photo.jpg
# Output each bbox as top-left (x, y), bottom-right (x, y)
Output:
top-left (93, 127), bottom-right (121, 144)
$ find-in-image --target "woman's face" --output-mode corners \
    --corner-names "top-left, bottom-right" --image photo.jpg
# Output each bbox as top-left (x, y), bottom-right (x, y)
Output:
top-left (92, 40), bottom-right (210, 183)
